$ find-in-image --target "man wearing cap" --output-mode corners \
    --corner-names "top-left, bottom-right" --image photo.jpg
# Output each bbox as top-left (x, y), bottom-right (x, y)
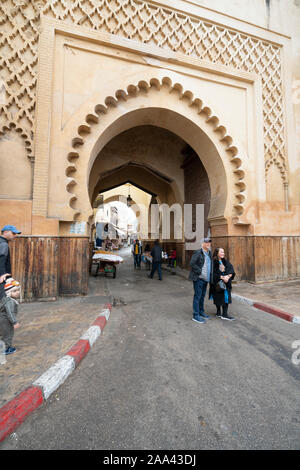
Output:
top-left (189, 238), bottom-right (213, 324)
top-left (0, 225), bottom-right (21, 355)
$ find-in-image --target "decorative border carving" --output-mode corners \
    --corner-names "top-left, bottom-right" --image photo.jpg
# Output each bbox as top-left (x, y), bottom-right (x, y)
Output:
top-left (67, 76), bottom-right (246, 221)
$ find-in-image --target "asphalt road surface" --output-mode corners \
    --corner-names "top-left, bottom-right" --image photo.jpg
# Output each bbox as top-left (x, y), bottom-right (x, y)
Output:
top-left (1, 248), bottom-right (300, 450)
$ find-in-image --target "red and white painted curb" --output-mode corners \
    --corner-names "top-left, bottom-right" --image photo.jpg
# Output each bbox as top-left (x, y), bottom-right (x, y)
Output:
top-left (252, 302), bottom-right (300, 325)
top-left (0, 303), bottom-right (112, 443)
top-left (232, 294), bottom-right (300, 325)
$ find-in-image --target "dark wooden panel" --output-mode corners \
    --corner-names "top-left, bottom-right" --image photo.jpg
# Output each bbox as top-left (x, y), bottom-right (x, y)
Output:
top-left (211, 236), bottom-right (255, 282)
top-left (58, 237), bottom-right (89, 296)
top-left (9, 237), bottom-right (59, 301)
top-left (284, 237), bottom-right (300, 279)
top-left (88, 242), bottom-right (94, 273)
top-left (255, 236), bottom-right (282, 281)
top-left (254, 236), bottom-right (300, 282)
top-left (9, 236), bottom-right (89, 301)
top-left (228, 237), bottom-right (255, 282)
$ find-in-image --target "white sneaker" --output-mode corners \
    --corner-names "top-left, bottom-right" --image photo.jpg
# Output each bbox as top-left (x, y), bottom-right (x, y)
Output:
top-left (221, 315), bottom-right (235, 321)
top-left (192, 317), bottom-right (206, 324)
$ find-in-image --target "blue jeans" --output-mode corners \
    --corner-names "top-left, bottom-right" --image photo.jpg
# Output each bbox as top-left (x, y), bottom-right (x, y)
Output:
top-left (150, 262), bottom-right (162, 280)
top-left (134, 254), bottom-right (141, 267)
top-left (193, 279), bottom-right (208, 318)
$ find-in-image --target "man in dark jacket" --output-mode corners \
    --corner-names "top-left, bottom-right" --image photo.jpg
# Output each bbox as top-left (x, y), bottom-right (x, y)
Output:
top-left (149, 240), bottom-right (163, 280)
top-left (0, 225), bottom-right (21, 355)
top-left (189, 238), bottom-right (213, 324)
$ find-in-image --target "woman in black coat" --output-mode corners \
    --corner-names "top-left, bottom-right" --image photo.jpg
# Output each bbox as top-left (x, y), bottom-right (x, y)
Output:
top-left (210, 248), bottom-right (236, 321)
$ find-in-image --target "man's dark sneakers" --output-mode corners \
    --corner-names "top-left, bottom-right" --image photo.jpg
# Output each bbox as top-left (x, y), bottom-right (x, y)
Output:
top-left (200, 312), bottom-right (210, 319)
top-left (192, 316), bottom-right (206, 324)
top-left (5, 346), bottom-right (16, 355)
top-left (221, 315), bottom-right (235, 321)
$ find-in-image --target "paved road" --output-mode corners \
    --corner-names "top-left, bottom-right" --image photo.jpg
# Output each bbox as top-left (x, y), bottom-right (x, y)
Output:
top-left (1, 248), bottom-right (300, 450)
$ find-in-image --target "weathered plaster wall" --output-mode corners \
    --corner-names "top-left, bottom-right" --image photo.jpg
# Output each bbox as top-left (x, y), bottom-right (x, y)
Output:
top-left (0, 200), bottom-right (32, 235)
top-left (0, 130), bottom-right (32, 199)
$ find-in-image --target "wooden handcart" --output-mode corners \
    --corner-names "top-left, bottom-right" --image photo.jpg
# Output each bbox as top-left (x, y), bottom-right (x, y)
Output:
top-left (91, 251), bottom-right (123, 278)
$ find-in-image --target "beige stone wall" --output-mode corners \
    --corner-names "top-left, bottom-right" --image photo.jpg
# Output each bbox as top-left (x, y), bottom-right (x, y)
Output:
top-left (0, 0), bottom-right (299, 237)
top-left (0, 129), bottom-right (32, 200)
top-left (0, 200), bottom-right (32, 235)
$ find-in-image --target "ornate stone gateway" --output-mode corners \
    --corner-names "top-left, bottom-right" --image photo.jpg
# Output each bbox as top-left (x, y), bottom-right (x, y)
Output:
top-left (0, 1), bottom-right (299, 297)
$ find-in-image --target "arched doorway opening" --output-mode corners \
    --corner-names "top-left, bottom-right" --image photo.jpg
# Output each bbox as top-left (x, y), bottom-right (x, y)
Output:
top-left (89, 124), bottom-right (211, 266)
top-left (94, 183), bottom-right (150, 247)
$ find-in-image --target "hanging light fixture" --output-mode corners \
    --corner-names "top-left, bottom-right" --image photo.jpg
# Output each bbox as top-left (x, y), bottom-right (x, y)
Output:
top-left (127, 184), bottom-right (133, 207)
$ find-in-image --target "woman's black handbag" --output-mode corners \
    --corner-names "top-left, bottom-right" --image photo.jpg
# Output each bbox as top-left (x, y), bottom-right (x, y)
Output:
top-left (216, 279), bottom-right (226, 292)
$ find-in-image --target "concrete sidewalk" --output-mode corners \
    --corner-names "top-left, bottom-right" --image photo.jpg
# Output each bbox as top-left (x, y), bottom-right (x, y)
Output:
top-left (233, 279), bottom-right (300, 318)
top-left (0, 275), bottom-right (111, 409)
top-left (162, 264), bottom-right (300, 320)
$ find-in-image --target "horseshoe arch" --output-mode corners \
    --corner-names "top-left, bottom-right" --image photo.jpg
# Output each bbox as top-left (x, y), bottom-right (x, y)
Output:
top-left (66, 76), bottom-right (248, 233)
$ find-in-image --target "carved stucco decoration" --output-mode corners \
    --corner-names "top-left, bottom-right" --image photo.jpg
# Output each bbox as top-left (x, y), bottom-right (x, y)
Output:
top-left (0, 0), bottom-right (287, 182)
top-left (67, 77), bottom-right (246, 222)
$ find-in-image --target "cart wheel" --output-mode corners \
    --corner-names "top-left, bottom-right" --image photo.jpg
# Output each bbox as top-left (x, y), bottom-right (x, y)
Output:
top-left (113, 266), bottom-right (116, 278)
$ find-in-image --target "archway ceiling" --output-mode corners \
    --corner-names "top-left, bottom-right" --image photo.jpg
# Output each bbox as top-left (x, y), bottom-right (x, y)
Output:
top-left (98, 161), bottom-right (173, 185)
top-left (100, 180), bottom-right (155, 198)
top-left (91, 161), bottom-right (173, 204)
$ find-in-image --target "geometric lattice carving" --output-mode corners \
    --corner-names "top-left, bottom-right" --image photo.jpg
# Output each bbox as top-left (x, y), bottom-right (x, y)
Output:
top-left (67, 77), bottom-right (247, 221)
top-left (0, 0), bottom-right (42, 160)
top-left (0, 0), bottom-right (287, 181)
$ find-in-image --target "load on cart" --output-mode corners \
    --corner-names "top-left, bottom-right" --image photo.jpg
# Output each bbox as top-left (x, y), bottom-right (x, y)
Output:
top-left (91, 250), bottom-right (123, 278)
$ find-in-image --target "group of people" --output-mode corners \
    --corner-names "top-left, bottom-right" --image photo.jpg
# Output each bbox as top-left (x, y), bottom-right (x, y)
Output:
top-left (132, 239), bottom-right (171, 281)
top-left (189, 237), bottom-right (236, 323)
top-left (131, 237), bottom-right (235, 323)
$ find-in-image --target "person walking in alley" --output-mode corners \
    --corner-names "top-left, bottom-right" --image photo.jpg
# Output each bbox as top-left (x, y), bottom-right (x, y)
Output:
top-left (210, 247), bottom-right (236, 321)
top-left (0, 225), bottom-right (21, 355)
top-left (133, 239), bottom-right (142, 268)
top-left (149, 240), bottom-right (163, 280)
top-left (189, 238), bottom-right (213, 324)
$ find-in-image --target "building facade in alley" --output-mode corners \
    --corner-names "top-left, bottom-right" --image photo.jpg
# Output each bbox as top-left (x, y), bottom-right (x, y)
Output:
top-left (0, 0), bottom-right (299, 298)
